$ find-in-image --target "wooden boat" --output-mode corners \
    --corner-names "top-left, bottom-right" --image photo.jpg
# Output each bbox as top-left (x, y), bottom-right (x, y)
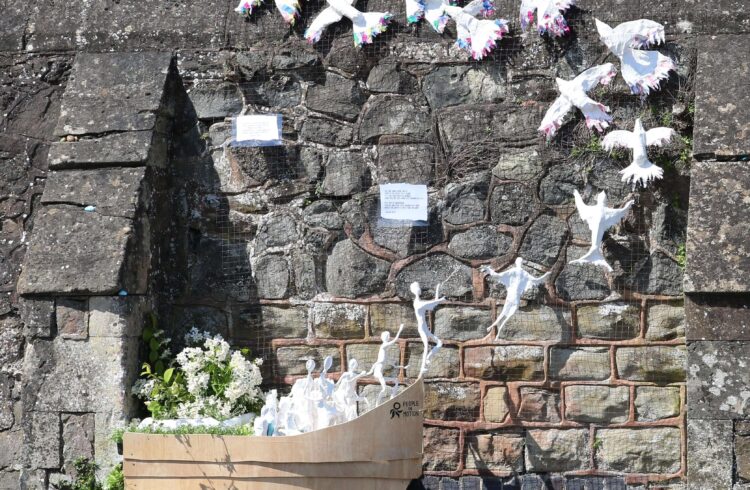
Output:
top-left (123, 378), bottom-right (424, 489)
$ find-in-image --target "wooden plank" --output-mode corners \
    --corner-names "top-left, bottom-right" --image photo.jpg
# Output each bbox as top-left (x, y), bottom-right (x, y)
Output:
top-left (125, 476), bottom-right (413, 490)
top-left (124, 378), bottom-right (424, 464)
top-left (124, 458), bottom-right (421, 479)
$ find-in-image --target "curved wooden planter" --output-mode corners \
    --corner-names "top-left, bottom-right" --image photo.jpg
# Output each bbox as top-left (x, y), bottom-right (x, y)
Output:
top-left (123, 378), bottom-right (424, 489)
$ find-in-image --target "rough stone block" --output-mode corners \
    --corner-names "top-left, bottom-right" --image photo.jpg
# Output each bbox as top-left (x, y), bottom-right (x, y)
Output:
top-left (555, 250), bottom-right (611, 301)
top-left (433, 306), bottom-right (492, 342)
top-left (48, 132), bottom-right (155, 169)
top-left (421, 65), bottom-right (505, 110)
top-left (616, 346), bottom-right (686, 383)
top-left (496, 305), bottom-right (570, 342)
top-left (54, 52), bottom-right (173, 136)
top-left (0, 428), bottom-right (24, 469)
top-left (444, 173), bottom-right (488, 226)
top-left (424, 382), bottom-right (480, 421)
top-left (693, 36), bottom-right (750, 159)
top-left (737, 435), bottom-right (750, 482)
top-left (18, 206), bottom-right (144, 295)
top-left (405, 344), bottom-right (459, 379)
top-left (518, 214), bottom-right (568, 267)
top-left (62, 413), bottom-right (95, 475)
top-left (525, 429), bottom-right (589, 472)
top-left (56, 298), bottom-right (88, 339)
top-left (325, 240), bottom-right (390, 298)
top-left (635, 386), bottom-right (681, 421)
top-left (685, 162), bottom-right (750, 293)
top-left (0, 317), bottom-right (23, 369)
top-left (367, 63), bottom-right (418, 94)
top-left (301, 117), bottom-right (353, 147)
top-left (687, 420), bottom-right (732, 489)
top-left (465, 432), bottom-right (524, 473)
top-left (188, 81), bottom-right (242, 120)
top-left (255, 213), bottom-right (299, 252)
top-left (24, 412), bottom-right (61, 469)
top-left (254, 255), bottom-right (290, 299)
top-left (464, 346), bottom-right (545, 381)
top-left (275, 345), bottom-right (341, 377)
top-left (647, 303), bottom-right (686, 341)
top-left (358, 95), bottom-right (431, 143)
top-left (310, 302), bottom-right (366, 339)
top-left (447, 226), bottom-right (512, 260)
top-left (549, 347), bottom-right (610, 381)
top-left (518, 388), bottom-right (561, 423)
top-left (20, 298), bottom-right (55, 339)
top-left (236, 305), bottom-right (308, 340)
top-left (685, 294), bottom-right (750, 341)
top-left (423, 426), bottom-right (460, 472)
top-left (576, 302), bottom-right (640, 340)
top-left (0, 374), bottom-right (14, 431)
top-left (42, 168), bottom-right (147, 218)
top-left (688, 341), bottom-right (750, 419)
top-left (306, 72), bottom-right (365, 122)
top-left (376, 143), bottom-right (434, 185)
top-left (170, 305), bottom-right (227, 339)
top-left (564, 385), bottom-right (629, 424)
top-left (483, 386), bottom-right (509, 423)
top-left (489, 182), bottom-right (535, 226)
top-left (596, 428), bottom-right (681, 474)
top-left (320, 150), bottom-right (368, 196)
top-left (492, 148), bottom-right (544, 182)
top-left (394, 254), bottom-right (473, 300)
top-left (369, 303), bottom-right (419, 338)
top-left (88, 296), bottom-right (148, 338)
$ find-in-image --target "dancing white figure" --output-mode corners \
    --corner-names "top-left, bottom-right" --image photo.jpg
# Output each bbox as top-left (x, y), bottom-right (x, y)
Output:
top-left (368, 325), bottom-right (404, 407)
top-left (333, 359), bottom-right (368, 422)
top-left (288, 359), bottom-right (317, 433)
top-left (595, 18), bottom-right (675, 97)
top-left (571, 190), bottom-right (634, 272)
top-left (539, 63), bottom-right (617, 138)
top-left (312, 356), bottom-right (338, 430)
top-left (602, 118), bottom-right (676, 188)
top-left (443, 0), bottom-right (509, 60)
top-left (235, 0), bottom-right (302, 25)
top-left (520, 0), bottom-right (575, 37)
top-left (481, 258), bottom-right (550, 340)
top-left (410, 282), bottom-right (446, 375)
top-left (253, 390), bottom-right (279, 436)
top-left (304, 0), bottom-right (392, 47)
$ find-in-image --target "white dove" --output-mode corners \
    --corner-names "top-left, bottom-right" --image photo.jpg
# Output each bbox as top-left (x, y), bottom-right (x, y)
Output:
top-left (571, 189), bottom-right (634, 272)
top-left (595, 18), bottom-right (676, 97)
top-left (520, 0), bottom-right (575, 37)
top-left (481, 258), bottom-right (550, 340)
top-left (304, 0), bottom-right (392, 47)
top-left (235, 0), bottom-right (302, 25)
top-left (602, 118), bottom-right (676, 188)
top-left (538, 63), bottom-right (617, 138)
top-left (412, 0), bottom-right (452, 33)
top-left (443, 0), bottom-right (509, 60)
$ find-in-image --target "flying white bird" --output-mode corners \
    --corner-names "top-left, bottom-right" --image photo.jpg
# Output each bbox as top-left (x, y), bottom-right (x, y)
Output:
top-left (571, 189), bottom-right (634, 272)
top-left (538, 63), bottom-right (617, 138)
top-left (520, 0), bottom-right (575, 37)
top-left (595, 18), bottom-right (676, 96)
top-left (305, 0), bottom-right (392, 47)
top-left (481, 258), bottom-right (550, 340)
top-left (602, 118), bottom-right (676, 188)
top-left (443, 0), bottom-right (509, 60)
top-left (235, 0), bottom-right (302, 24)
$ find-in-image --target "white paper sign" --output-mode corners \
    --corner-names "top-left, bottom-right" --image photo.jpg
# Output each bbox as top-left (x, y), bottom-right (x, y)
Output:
top-left (233, 114), bottom-right (282, 146)
top-left (380, 184), bottom-right (428, 222)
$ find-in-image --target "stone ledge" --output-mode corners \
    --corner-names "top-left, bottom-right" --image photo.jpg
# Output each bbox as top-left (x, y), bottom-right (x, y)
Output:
top-left (48, 132), bottom-right (158, 169)
top-left (688, 341), bottom-right (750, 420)
top-left (686, 293), bottom-right (750, 340)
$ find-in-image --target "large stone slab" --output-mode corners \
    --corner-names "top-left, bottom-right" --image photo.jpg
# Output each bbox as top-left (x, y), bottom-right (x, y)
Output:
top-left (54, 52), bottom-right (173, 136)
top-left (685, 162), bottom-right (750, 292)
top-left (465, 432), bottom-right (524, 474)
top-left (596, 428), bottom-right (681, 474)
top-left (525, 429), bottom-right (589, 472)
top-left (41, 168), bottom-right (147, 218)
top-left (693, 36), bottom-right (750, 159)
top-left (464, 345), bottom-right (545, 381)
top-left (325, 239), bottom-right (390, 298)
top-left (18, 205), bottom-right (145, 295)
top-left (687, 419), bottom-right (733, 490)
top-left (688, 341), bottom-right (750, 419)
top-left (48, 132), bottom-right (156, 169)
top-left (616, 346), bottom-right (686, 383)
top-left (686, 294), bottom-right (750, 340)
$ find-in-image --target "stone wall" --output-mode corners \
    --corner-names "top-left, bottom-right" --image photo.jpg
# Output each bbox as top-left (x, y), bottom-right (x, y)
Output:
top-left (0, 0), bottom-right (747, 489)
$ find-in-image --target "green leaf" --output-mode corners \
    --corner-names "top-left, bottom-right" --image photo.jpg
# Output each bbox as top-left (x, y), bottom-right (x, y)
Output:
top-left (163, 368), bottom-right (174, 383)
top-left (155, 360), bottom-right (165, 375)
top-left (149, 338), bottom-right (160, 352)
top-left (142, 327), bottom-right (153, 342)
top-left (149, 350), bottom-right (158, 363)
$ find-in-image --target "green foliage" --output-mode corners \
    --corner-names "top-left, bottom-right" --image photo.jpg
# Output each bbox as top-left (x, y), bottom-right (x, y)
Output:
top-left (676, 244), bottom-right (687, 268)
top-left (679, 136), bottom-right (693, 166)
top-left (110, 427), bottom-right (125, 446)
top-left (593, 438), bottom-right (603, 450)
top-left (104, 464), bottom-right (124, 490)
top-left (58, 458), bottom-right (103, 490)
top-left (126, 423), bottom-right (254, 437)
top-left (570, 136), bottom-right (625, 161)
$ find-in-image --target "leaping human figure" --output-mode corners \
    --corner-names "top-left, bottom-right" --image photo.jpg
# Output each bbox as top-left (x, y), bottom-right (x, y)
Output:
top-left (571, 190), bottom-right (634, 272)
top-left (481, 258), bottom-right (550, 340)
top-left (538, 63), bottom-right (617, 138)
top-left (602, 118), bottom-right (676, 188)
top-left (410, 282), bottom-right (446, 375)
top-left (595, 18), bottom-right (675, 97)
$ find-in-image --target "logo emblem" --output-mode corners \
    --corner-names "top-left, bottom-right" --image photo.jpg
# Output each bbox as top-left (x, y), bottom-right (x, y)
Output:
top-left (390, 402), bottom-right (402, 419)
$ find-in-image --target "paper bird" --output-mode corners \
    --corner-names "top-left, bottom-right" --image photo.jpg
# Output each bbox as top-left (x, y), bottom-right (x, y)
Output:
top-left (411, 0), bottom-right (450, 32)
top-left (595, 18), bottom-right (676, 96)
top-left (305, 0), bottom-right (392, 47)
top-left (481, 258), bottom-right (550, 340)
top-left (538, 63), bottom-right (617, 138)
top-left (443, 0), bottom-right (509, 60)
top-left (602, 118), bottom-right (676, 188)
top-left (571, 189), bottom-right (634, 272)
top-left (520, 0), bottom-right (575, 37)
top-left (235, 0), bottom-right (302, 25)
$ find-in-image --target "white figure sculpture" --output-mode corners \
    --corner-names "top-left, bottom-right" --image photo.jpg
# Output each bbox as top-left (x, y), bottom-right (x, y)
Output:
top-left (443, 0), bottom-right (509, 60)
top-left (304, 0), bottom-right (392, 47)
top-left (602, 118), bottom-right (676, 188)
top-left (276, 395), bottom-right (300, 436)
top-left (310, 356), bottom-right (339, 431)
top-left (538, 63), bottom-right (618, 138)
top-left (333, 359), bottom-right (369, 422)
top-left (410, 281), bottom-right (446, 375)
top-left (571, 189), bottom-right (634, 272)
top-left (368, 325), bottom-right (404, 407)
top-left (520, 0), bottom-right (575, 37)
top-left (481, 258), bottom-right (550, 339)
top-left (288, 359), bottom-right (316, 433)
top-left (253, 390), bottom-right (279, 436)
top-left (595, 19), bottom-right (675, 97)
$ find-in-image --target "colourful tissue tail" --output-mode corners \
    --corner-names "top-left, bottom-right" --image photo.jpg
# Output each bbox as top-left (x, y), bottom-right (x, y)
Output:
top-left (432, 15), bottom-right (450, 32)
top-left (236, 0), bottom-right (263, 16)
top-left (278, 1), bottom-right (300, 24)
top-left (481, 0), bottom-right (495, 17)
top-left (537, 15), bottom-right (570, 36)
top-left (353, 13), bottom-right (393, 47)
top-left (407, 0), bottom-right (426, 23)
top-left (628, 58), bottom-right (675, 96)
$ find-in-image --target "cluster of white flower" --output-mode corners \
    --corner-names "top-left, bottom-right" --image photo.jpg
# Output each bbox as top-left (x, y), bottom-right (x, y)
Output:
top-left (131, 378), bottom-right (155, 398)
